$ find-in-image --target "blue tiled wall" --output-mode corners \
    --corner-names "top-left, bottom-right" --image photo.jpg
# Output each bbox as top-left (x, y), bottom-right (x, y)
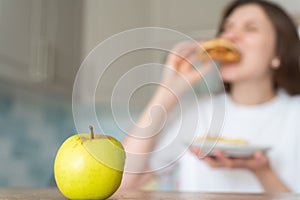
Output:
top-left (0, 84), bottom-right (76, 187)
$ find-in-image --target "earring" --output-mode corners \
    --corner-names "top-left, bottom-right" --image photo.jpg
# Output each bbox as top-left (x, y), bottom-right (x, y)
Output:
top-left (271, 58), bottom-right (280, 69)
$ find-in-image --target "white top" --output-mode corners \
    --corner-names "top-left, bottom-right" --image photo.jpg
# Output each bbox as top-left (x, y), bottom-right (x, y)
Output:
top-left (150, 89), bottom-right (300, 192)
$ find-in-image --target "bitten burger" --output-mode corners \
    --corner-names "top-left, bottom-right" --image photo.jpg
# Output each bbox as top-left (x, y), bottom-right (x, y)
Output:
top-left (198, 38), bottom-right (241, 63)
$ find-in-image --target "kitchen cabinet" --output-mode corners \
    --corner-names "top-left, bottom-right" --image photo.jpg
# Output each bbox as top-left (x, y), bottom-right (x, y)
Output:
top-left (0, 0), bottom-right (50, 83)
top-left (0, 0), bottom-right (82, 96)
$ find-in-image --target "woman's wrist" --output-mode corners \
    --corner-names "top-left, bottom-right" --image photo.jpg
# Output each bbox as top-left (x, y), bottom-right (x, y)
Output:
top-left (252, 166), bottom-right (290, 193)
top-left (150, 85), bottom-right (181, 112)
top-left (251, 164), bottom-right (271, 178)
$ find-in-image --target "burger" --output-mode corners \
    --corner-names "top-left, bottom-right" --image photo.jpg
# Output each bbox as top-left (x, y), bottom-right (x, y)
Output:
top-left (198, 38), bottom-right (241, 63)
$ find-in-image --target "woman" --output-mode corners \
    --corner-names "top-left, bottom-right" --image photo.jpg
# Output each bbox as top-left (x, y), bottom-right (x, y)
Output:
top-left (121, 0), bottom-right (300, 193)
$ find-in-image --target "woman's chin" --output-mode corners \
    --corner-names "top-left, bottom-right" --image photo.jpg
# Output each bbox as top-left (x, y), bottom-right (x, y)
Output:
top-left (219, 66), bottom-right (239, 82)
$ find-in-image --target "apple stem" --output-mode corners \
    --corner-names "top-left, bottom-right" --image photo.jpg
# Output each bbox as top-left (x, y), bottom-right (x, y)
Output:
top-left (89, 125), bottom-right (94, 139)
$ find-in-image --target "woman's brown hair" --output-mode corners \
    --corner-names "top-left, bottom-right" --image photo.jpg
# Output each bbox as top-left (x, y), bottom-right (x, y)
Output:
top-left (217, 0), bottom-right (300, 95)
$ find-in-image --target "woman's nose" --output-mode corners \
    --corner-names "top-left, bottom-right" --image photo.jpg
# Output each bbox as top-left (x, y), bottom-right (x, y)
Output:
top-left (221, 32), bottom-right (235, 41)
top-left (220, 29), bottom-right (240, 42)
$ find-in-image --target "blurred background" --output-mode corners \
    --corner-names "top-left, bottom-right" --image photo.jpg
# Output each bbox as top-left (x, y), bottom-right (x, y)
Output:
top-left (0, 0), bottom-right (299, 187)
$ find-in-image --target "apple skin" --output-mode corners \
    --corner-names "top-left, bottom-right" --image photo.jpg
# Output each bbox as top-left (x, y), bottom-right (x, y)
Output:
top-left (54, 133), bottom-right (126, 200)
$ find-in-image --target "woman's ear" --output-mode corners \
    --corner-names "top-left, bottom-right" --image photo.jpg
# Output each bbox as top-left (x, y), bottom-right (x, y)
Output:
top-left (271, 57), bottom-right (280, 69)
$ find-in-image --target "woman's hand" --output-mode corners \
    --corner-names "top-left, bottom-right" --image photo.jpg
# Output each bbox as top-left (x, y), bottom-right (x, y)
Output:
top-left (190, 147), bottom-right (270, 171)
top-left (160, 41), bottom-right (212, 96)
top-left (190, 147), bottom-right (290, 192)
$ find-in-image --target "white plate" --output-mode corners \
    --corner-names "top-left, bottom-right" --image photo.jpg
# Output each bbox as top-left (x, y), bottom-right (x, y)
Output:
top-left (191, 142), bottom-right (271, 158)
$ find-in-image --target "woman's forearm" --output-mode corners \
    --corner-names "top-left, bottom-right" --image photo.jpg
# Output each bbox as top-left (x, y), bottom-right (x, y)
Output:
top-left (253, 167), bottom-right (290, 193)
top-left (121, 86), bottom-right (179, 188)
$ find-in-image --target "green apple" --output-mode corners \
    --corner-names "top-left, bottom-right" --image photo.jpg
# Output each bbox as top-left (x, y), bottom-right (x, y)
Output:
top-left (54, 126), bottom-right (126, 199)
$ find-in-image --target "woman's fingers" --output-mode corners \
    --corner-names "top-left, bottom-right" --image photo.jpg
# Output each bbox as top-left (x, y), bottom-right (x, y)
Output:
top-left (214, 150), bottom-right (234, 168)
top-left (189, 148), bottom-right (222, 168)
top-left (202, 156), bottom-right (222, 168)
top-left (166, 41), bottom-right (199, 70)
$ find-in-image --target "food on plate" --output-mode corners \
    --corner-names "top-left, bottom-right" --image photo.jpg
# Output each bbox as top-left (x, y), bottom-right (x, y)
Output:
top-left (198, 38), bottom-right (241, 63)
top-left (195, 135), bottom-right (248, 145)
top-left (192, 136), bottom-right (270, 158)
